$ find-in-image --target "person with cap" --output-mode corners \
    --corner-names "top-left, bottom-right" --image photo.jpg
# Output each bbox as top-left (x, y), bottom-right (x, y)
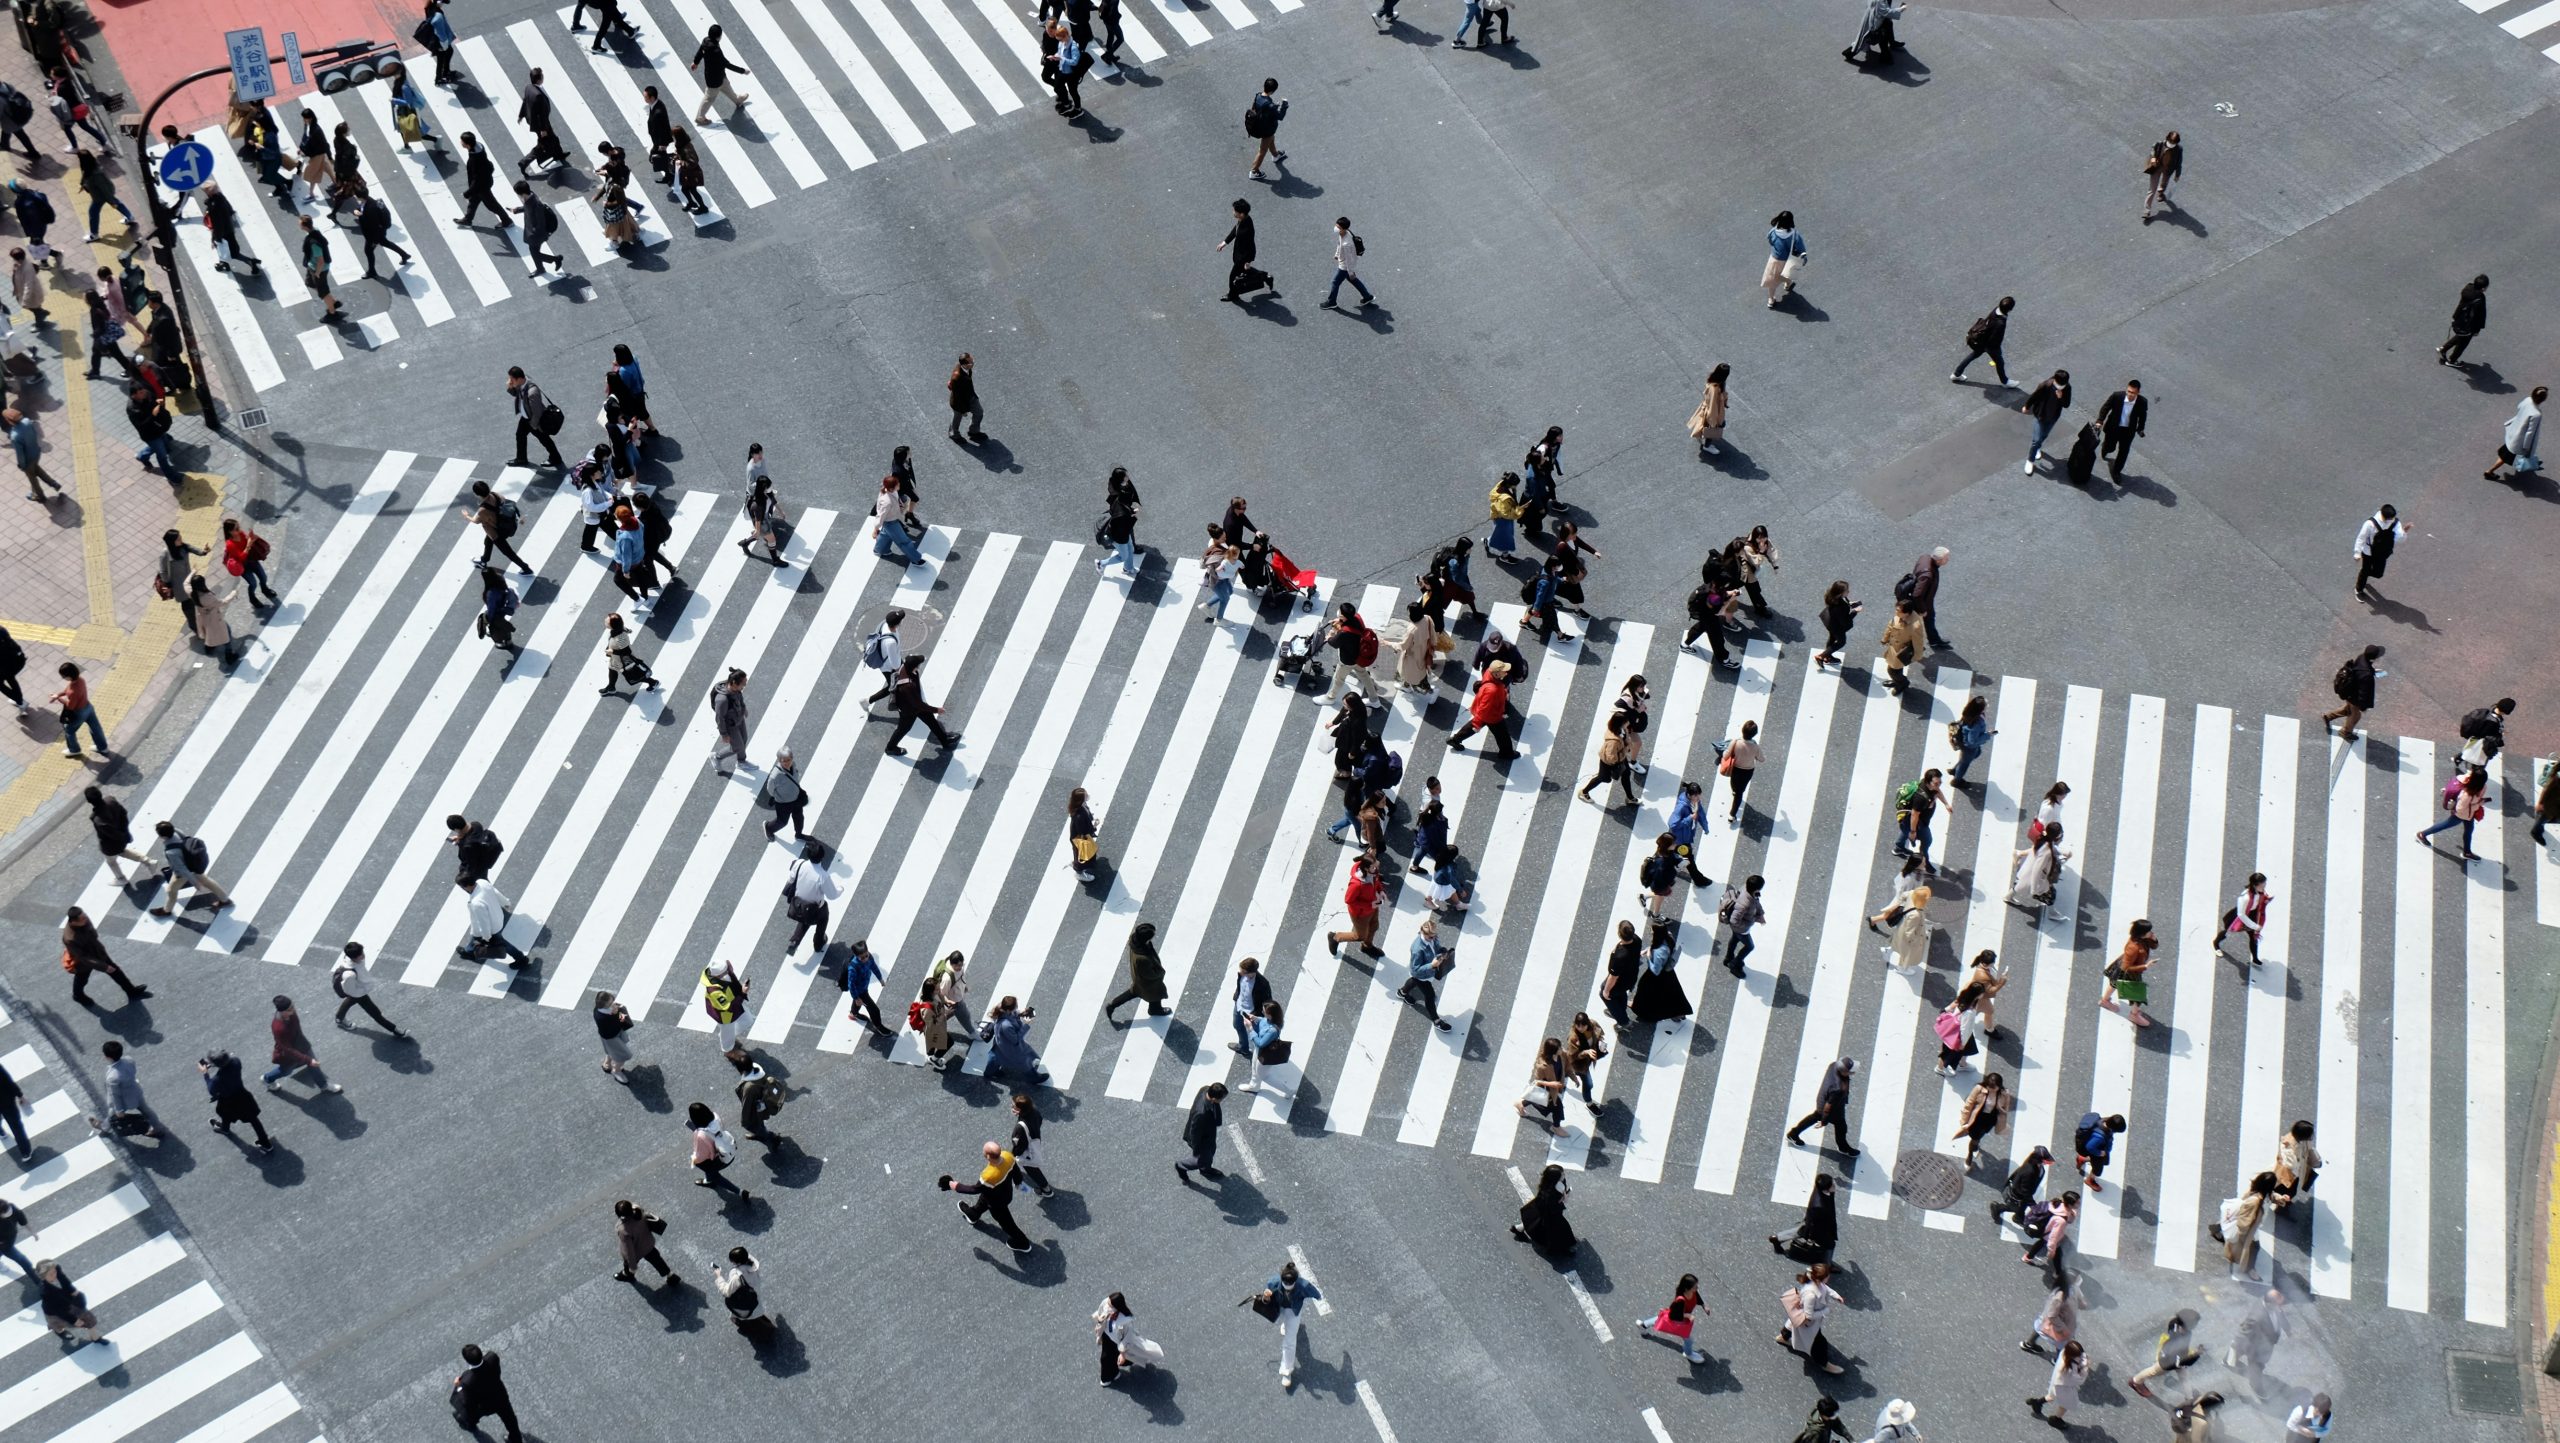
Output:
top-left (1861, 1400), bottom-right (1921, 1443)
top-left (1785, 1056), bottom-right (1859, 1156)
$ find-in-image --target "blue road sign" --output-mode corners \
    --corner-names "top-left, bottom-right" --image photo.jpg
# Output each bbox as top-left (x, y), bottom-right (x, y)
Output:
top-left (159, 141), bottom-right (216, 193)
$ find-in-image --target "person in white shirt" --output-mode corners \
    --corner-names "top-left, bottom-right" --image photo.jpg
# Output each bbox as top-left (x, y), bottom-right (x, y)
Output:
top-left (1322, 217), bottom-right (1373, 312)
top-left (782, 842), bottom-right (839, 958)
top-left (2351, 503), bottom-right (2407, 600)
top-left (458, 877), bottom-right (525, 964)
top-left (2284, 1393), bottom-right (2333, 1441)
top-left (862, 608), bottom-right (906, 705)
top-left (332, 941), bottom-right (406, 1037)
top-left (572, 462), bottom-right (615, 552)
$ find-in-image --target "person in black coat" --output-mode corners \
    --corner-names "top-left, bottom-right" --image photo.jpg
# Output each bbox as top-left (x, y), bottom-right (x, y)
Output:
top-left (454, 133), bottom-right (505, 227)
top-left (1511, 1162), bottom-right (1576, 1252)
top-left (1770, 1171), bottom-right (1839, 1259)
top-left (1629, 930), bottom-right (1692, 1026)
top-left (2019, 369), bottom-right (2071, 473)
top-left (1989, 1145), bottom-right (2053, 1232)
top-left (1951, 295), bottom-right (2013, 386)
top-left (643, 85), bottom-right (675, 185)
top-left (2437, 274), bottom-right (2488, 368)
top-left (356, 195), bottom-right (411, 280)
top-left (2096, 379), bottom-right (2147, 479)
top-left (1216, 198), bottom-right (1268, 302)
top-left (199, 1051), bottom-right (271, 1151)
top-left (1176, 1081), bottom-right (1226, 1181)
top-left (451, 1344), bottom-right (522, 1442)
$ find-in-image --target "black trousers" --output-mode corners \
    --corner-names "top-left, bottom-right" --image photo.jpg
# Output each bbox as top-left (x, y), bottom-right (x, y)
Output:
top-left (1448, 717), bottom-right (1516, 761)
top-left (71, 959), bottom-right (144, 1004)
top-left (1954, 341), bottom-right (2007, 383)
top-left (785, 904), bottom-right (829, 955)
top-left (1788, 1103), bottom-right (1850, 1151)
top-left (457, 184), bottom-right (505, 226)
top-left (2438, 329), bottom-right (2475, 364)
top-left (432, 43), bottom-right (456, 84)
top-left (845, 986), bottom-right (887, 1032)
top-left (512, 419), bottom-right (565, 468)
top-left (1100, 3), bottom-right (1124, 55)
top-left (1399, 976), bottom-right (1441, 1019)
top-left (1684, 616), bottom-right (1729, 662)
top-left (0, 672), bottom-right (21, 707)
top-left (2101, 427), bottom-right (2136, 475)
top-left (336, 992), bottom-right (395, 1029)
top-left (962, 1192), bottom-right (1032, 1249)
top-left (455, 1394), bottom-right (522, 1443)
top-left (763, 798), bottom-right (805, 839)
top-left (887, 709), bottom-right (957, 750)
top-left (622, 1246), bottom-right (672, 1278)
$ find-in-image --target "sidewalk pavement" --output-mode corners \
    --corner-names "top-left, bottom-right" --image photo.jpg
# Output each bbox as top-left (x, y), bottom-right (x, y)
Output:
top-left (0, 11), bottom-right (251, 859)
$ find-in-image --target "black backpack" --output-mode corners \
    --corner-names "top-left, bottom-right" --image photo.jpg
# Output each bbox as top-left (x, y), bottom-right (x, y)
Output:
top-left (2331, 659), bottom-right (2359, 702)
top-left (1892, 570), bottom-right (1923, 605)
top-left (179, 832), bottom-right (210, 874)
top-left (0, 84), bottom-right (30, 128)
top-left (494, 496), bottom-right (523, 535)
top-left (2458, 707), bottom-right (2500, 740)
top-left (1243, 99), bottom-right (1275, 138)
top-left (1965, 312), bottom-right (1995, 349)
top-left (1352, 233), bottom-right (1365, 257)
top-left (412, 16), bottom-right (439, 47)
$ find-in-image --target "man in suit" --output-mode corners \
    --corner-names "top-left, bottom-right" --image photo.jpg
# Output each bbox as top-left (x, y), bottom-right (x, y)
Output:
top-left (1176, 1081), bottom-right (1227, 1181)
top-left (1785, 1055), bottom-right (1859, 1156)
top-left (1215, 197), bottom-right (1262, 303)
top-left (451, 1344), bottom-right (521, 1441)
top-left (2098, 378), bottom-right (2147, 480)
top-left (643, 85), bottom-right (675, 187)
top-left (453, 133), bottom-right (503, 227)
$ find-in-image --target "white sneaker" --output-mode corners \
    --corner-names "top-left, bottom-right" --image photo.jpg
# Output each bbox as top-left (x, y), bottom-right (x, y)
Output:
top-left (2023, 459), bottom-right (2035, 473)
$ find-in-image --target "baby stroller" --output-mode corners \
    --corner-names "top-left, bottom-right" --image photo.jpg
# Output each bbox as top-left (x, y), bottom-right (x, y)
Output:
top-left (1240, 536), bottom-right (1318, 612)
top-left (1273, 627), bottom-right (1326, 690)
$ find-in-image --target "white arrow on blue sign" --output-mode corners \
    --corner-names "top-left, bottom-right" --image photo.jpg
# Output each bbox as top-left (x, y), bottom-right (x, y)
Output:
top-left (158, 140), bottom-right (215, 193)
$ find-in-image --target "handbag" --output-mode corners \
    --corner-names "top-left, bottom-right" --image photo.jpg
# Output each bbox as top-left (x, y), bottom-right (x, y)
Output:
top-left (1071, 835), bottom-right (1098, 865)
top-left (1717, 747), bottom-right (1736, 776)
top-left (1780, 253), bottom-right (1807, 282)
top-left (1245, 1291), bottom-right (1280, 1321)
top-left (1931, 1008), bottom-right (1964, 1049)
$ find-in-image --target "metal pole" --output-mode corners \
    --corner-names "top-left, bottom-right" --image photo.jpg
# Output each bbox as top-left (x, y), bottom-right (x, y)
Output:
top-left (126, 42), bottom-right (375, 429)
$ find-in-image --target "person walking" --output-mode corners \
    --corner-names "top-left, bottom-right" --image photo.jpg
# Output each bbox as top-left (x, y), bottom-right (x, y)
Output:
top-left (611, 1199), bottom-right (676, 1285)
top-left (128, 388), bottom-right (178, 480)
top-left (689, 24), bottom-right (752, 123)
top-left (2020, 1272), bottom-right (2080, 1358)
top-left (1255, 1258), bottom-right (1322, 1388)
top-left (450, 1345), bottom-right (521, 1442)
top-left (331, 942), bottom-right (405, 1037)
top-left (455, 875), bottom-right (525, 964)
top-left (1669, 781), bottom-right (1713, 882)
top-left (2008, 822), bottom-right (2067, 912)
top-left (1065, 786), bottom-right (1100, 883)
top-left (1774, 1261), bottom-right (1846, 1374)
top-left (1175, 1081), bottom-right (1226, 1182)
top-left (945, 353), bottom-right (984, 443)
top-left (1243, 77), bottom-right (1288, 178)
top-left (2027, 1338), bottom-right (2091, 1428)
top-left (51, 661), bottom-right (107, 759)
top-left (1989, 1144), bottom-right (2052, 1232)
top-left (2320, 643), bottom-right (2383, 739)
top-left (2211, 1170), bottom-right (2280, 1277)
top-left (760, 748), bottom-right (808, 842)
top-left (2272, 1119), bottom-right (2322, 1211)
top-left (2484, 385), bottom-right (2546, 481)
top-left (9, 407), bottom-right (62, 503)
top-left (2125, 1307), bottom-right (2204, 1400)
top-left (1321, 215), bottom-right (1373, 311)
top-left (38, 1260), bottom-right (104, 1347)
top-left (1008, 1091), bottom-right (1056, 1196)
top-left (1769, 1171), bottom-right (1840, 1260)
top-left (2416, 765), bottom-right (2490, 862)
top-left (356, 192), bottom-right (412, 279)
top-left (2098, 919), bottom-right (2158, 1027)
top-left (219, 517), bottom-right (281, 609)
top-left (1636, 1273), bottom-right (1710, 1364)
top-left (708, 667), bottom-right (751, 775)
top-left (684, 1100), bottom-right (751, 1203)
top-left (262, 995), bottom-right (343, 1095)
top-left (1878, 601), bottom-right (1925, 696)
top-left (2219, 871), bottom-right (2271, 964)
top-left (504, 368), bottom-right (566, 473)
top-left (2225, 1288), bottom-right (2286, 1398)
top-left (1786, 1056), bottom-right (1859, 1156)
top-left (1953, 1071), bottom-right (2012, 1167)
top-left (2021, 1189), bottom-right (2078, 1274)
top-left (60, 905), bottom-right (147, 1007)
top-left (1717, 874), bottom-right (1767, 975)
top-left (1684, 364), bottom-right (1733, 459)
top-left (85, 1039), bottom-right (163, 1143)
top-left (73, 147), bottom-right (134, 242)
top-left (1878, 883), bottom-right (1932, 971)
top-left (296, 216), bottom-right (342, 321)
top-left (599, 612), bottom-right (658, 696)
top-left (2286, 1394), bottom-right (2335, 1442)
top-left (1095, 1292), bottom-right (1164, 1385)
top-left (187, 575), bottom-right (242, 670)
top-left (1898, 545), bottom-right (1952, 649)
top-left (514, 183), bottom-right (567, 275)
top-left (2096, 378), bottom-right (2148, 480)
top-left (82, 787), bottom-right (150, 881)
top-left (1216, 197), bottom-right (1272, 303)
top-left (594, 990), bottom-right (638, 1083)
top-left (1398, 914), bottom-right (1456, 1031)
top-left (2438, 274), bottom-right (2489, 367)
top-left (1952, 296), bottom-right (2015, 385)
top-left (0, 1195), bottom-right (32, 1272)
top-left (1892, 769), bottom-right (1947, 870)
top-left (941, 1140), bottom-right (1034, 1252)
top-left (1812, 579), bottom-right (1861, 670)
top-left (1948, 696), bottom-right (1995, 789)
top-left (1510, 1162), bottom-right (1576, 1252)
top-left (2074, 1110), bottom-right (2128, 1193)
top-left (1103, 921), bottom-right (1169, 1021)
top-left (1325, 851), bottom-right (1387, 959)
top-left (199, 1050), bottom-right (272, 1151)
top-left (2020, 369), bottom-right (2072, 473)
top-left (451, 133), bottom-right (507, 228)
top-left (884, 656), bottom-right (960, 756)
top-left (2349, 504), bottom-right (2406, 600)
top-left (1447, 659), bottom-right (1518, 761)
top-left (147, 819), bottom-right (231, 916)
top-left (1761, 211), bottom-right (1807, 307)
top-left (776, 842), bottom-right (837, 959)
top-left (1225, 955), bottom-right (1273, 1056)
top-left (2141, 131), bottom-right (2183, 220)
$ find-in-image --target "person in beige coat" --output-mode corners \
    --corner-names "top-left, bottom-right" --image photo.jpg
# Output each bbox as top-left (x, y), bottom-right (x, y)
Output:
top-left (10, 247), bottom-right (48, 322)
top-left (1878, 602), bottom-right (1926, 695)
top-left (1952, 1071), bottom-right (2011, 1168)
top-left (2213, 1171), bottom-right (2279, 1277)
top-left (1687, 364), bottom-right (1730, 459)
top-left (187, 574), bottom-right (241, 670)
top-left (2271, 1120), bottom-right (2320, 1211)
top-left (1393, 600), bottom-right (1439, 692)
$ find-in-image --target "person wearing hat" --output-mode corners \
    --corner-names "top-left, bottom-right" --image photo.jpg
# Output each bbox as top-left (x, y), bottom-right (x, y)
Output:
top-left (1785, 1056), bottom-right (1859, 1156)
top-left (1446, 659), bottom-right (1518, 762)
top-left (1863, 1399), bottom-right (1921, 1443)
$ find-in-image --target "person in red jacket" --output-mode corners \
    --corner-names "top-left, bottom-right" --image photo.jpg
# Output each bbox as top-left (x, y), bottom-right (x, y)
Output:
top-left (218, 517), bottom-right (281, 609)
top-left (1324, 852), bottom-right (1385, 959)
top-left (1446, 659), bottom-right (1518, 762)
top-left (262, 995), bottom-right (343, 1095)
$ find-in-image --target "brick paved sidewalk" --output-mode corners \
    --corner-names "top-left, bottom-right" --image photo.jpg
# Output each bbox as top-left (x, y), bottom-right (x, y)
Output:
top-left (0, 7), bottom-right (257, 858)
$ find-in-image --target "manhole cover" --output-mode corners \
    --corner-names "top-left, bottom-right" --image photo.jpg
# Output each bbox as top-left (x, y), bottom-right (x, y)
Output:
top-left (2449, 1352), bottom-right (2523, 1417)
top-left (1891, 1149), bottom-right (1966, 1210)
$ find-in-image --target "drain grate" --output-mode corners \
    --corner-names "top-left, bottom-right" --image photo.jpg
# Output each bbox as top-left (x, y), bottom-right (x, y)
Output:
top-left (1890, 1149), bottom-right (1966, 1210)
top-left (2449, 1351), bottom-right (2523, 1417)
top-left (232, 407), bottom-right (270, 430)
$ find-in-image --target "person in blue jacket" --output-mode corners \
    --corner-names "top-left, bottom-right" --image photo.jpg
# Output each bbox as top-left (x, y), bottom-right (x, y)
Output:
top-left (1258, 1259), bottom-right (1322, 1388)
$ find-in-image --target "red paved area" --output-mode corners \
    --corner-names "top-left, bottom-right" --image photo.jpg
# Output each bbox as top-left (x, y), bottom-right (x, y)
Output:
top-left (87, 0), bottom-right (419, 132)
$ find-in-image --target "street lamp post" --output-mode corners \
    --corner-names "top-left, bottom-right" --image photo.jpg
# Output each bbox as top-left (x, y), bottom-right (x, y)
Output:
top-left (125, 39), bottom-right (377, 428)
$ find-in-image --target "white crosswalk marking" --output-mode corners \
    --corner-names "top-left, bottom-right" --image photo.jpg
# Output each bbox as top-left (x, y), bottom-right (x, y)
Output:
top-left (0, 1237), bottom-right (187, 1362)
top-left (2154, 706), bottom-right (2231, 1272)
top-left (1104, 594), bottom-right (1333, 1098)
top-left (2311, 733), bottom-right (2366, 1298)
top-left (1549, 641), bottom-right (1719, 1169)
top-left (2079, 693), bottom-right (2164, 1261)
top-left (1768, 671), bottom-right (1902, 1206)
top-left (188, 458), bottom-right (484, 954)
top-left (558, 42), bottom-right (688, 240)
top-left (69, 467), bottom-right (2544, 1326)
top-left (663, 0), bottom-right (828, 187)
top-left (592, 2), bottom-right (777, 207)
top-left (905, 0), bottom-right (1026, 114)
top-left (407, 63), bottom-right (546, 273)
top-left (1695, 663), bottom-right (1840, 1194)
top-left (2466, 755), bottom-right (2508, 1325)
top-left (529, 518), bottom-right (768, 1005)
top-left (843, 0), bottom-right (979, 132)
top-left (443, 496), bottom-right (717, 988)
top-left (2389, 738), bottom-right (2435, 1311)
top-left (960, 577), bottom-right (1190, 1075)
top-left (349, 83), bottom-right (511, 306)
top-left (590, 511), bottom-right (837, 1015)
top-left (958, 0), bottom-right (1046, 84)
top-left (717, 0), bottom-right (877, 172)
top-left (1200, 0), bottom-right (1258, 29)
top-left (463, 34), bottom-right (617, 264)
top-left (1397, 609), bottom-right (1572, 1146)
top-left (1470, 629), bottom-right (1644, 1156)
top-left (1619, 642), bottom-right (1775, 1182)
top-left (38, 1331), bottom-right (261, 1443)
top-left (158, 134), bottom-right (286, 391)
top-left (0, 1281), bottom-right (223, 1431)
top-left (300, 92), bottom-right (458, 325)
top-left (1138, 0), bottom-right (1213, 47)
top-left (783, 0), bottom-right (931, 149)
top-left (2500, 0), bottom-right (2560, 35)
top-left (166, 1381), bottom-right (302, 1443)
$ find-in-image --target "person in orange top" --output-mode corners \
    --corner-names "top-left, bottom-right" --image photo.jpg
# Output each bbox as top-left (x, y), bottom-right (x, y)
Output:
top-left (1325, 852), bottom-right (1385, 959)
top-left (1446, 659), bottom-right (1518, 762)
top-left (2098, 918), bottom-right (2158, 1028)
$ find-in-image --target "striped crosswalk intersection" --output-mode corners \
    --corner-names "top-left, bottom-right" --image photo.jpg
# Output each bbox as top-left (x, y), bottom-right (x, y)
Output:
top-left (161, 0), bottom-right (1311, 391)
top-left (57, 453), bottom-right (2549, 1329)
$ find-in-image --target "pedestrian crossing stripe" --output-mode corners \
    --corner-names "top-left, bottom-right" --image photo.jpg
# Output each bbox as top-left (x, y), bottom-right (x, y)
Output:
top-left (0, 1009), bottom-right (326, 1442)
top-left (167, 0), bottom-right (1312, 392)
top-left (2456, 0), bottom-right (2560, 60)
top-left (53, 457), bottom-right (2554, 1327)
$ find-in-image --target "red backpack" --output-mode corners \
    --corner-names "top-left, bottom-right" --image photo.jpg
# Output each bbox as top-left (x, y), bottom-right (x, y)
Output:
top-left (1353, 626), bottom-right (1379, 668)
